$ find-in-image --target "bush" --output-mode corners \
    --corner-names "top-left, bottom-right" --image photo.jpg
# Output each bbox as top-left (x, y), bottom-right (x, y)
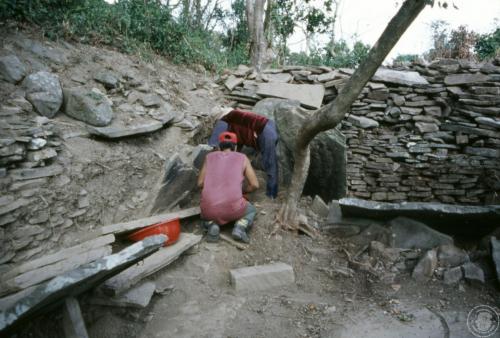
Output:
top-left (475, 28), bottom-right (500, 60)
top-left (286, 39), bottom-right (370, 69)
top-left (0, 0), bottom-right (248, 71)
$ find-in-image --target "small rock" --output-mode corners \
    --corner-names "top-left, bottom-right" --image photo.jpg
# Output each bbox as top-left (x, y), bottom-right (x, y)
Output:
top-left (443, 266), bottom-right (463, 285)
top-left (26, 148), bottom-right (57, 162)
top-left (311, 195), bottom-right (329, 218)
top-left (462, 262), bottom-right (485, 284)
top-left (0, 55), bottom-right (27, 83)
top-left (347, 115), bottom-right (379, 129)
top-left (23, 71), bottom-right (63, 118)
top-left (412, 249), bottom-right (437, 282)
top-left (324, 306), bottom-right (336, 314)
top-left (29, 210), bottom-right (50, 224)
top-left (323, 225), bottom-right (360, 237)
top-left (28, 138), bottom-right (47, 150)
top-left (369, 241), bottom-right (400, 266)
top-left (78, 196), bottom-right (90, 209)
top-left (94, 71), bottom-right (119, 89)
top-left (141, 94), bottom-right (162, 107)
top-left (437, 244), bottom-right (469, 267)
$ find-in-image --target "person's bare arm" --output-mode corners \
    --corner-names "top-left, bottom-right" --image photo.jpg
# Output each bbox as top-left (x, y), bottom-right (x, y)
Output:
top-left (243, 156), bottom-right (259, 193)
top-left (197, 160), bottom-right (207, 189)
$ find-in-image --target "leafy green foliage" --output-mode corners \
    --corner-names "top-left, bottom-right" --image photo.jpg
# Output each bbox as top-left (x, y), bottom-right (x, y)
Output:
top-left (0, 0), bottom-right (249, 71)
top-left (475, 28), bottom-right (500, 60)
top-left (394, 54), bottom-right (420, 63)
top-left (287, 39), bottom-right (370, 68)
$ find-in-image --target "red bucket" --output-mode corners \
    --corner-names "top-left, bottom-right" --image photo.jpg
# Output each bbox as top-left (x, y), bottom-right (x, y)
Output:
top-left (127, 218), bottom-right (180, 246)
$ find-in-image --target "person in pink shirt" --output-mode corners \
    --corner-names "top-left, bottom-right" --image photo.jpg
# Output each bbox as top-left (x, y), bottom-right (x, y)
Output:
top-left (198, 132), bottom-right (259, 243)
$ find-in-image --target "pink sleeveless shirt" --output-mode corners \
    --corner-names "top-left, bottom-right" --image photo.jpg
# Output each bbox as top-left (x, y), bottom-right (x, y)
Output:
top-left (200, 151), bottom-right (247, 225)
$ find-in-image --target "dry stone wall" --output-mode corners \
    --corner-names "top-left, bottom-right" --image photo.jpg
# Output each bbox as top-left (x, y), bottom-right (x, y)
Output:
top-left (223, 59), bottom-right (500, 205)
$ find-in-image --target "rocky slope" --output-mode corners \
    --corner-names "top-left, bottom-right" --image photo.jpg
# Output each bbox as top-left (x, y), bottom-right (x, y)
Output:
top-left (0, 26), bottom-right (223, 268)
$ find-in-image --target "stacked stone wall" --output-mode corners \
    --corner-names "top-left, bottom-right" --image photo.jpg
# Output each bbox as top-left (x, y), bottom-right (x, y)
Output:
top-left (224, 58), bottom-right (500, 204)
top-left (341, 59), bottom-right (499, 205)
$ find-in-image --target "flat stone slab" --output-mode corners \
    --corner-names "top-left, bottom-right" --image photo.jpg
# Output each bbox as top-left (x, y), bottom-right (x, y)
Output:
top-left (87, 121), bottom-right (164, 139)
top-left (257, 83), bottom-right (324, 109)
top-left (372, 68), bottom-right (429, 86)
top-left (339, 198), bottom-right (500, 236)
top-left (9, 164), bottom-right (63, 180)
top-left (224, 75), bottom-right (244, 91)
top-left (230, 262), bottom-right (294, 293)
top-left (444, 73), bottom-right (490, 86)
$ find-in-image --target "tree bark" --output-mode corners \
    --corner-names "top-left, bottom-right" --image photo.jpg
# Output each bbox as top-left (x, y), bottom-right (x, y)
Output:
top-left (329, 0), bottom-right (340, 56)
top-left (246, 0), bottom-right (267, 73)
top-left (278, 0), bottom-right (430, 229)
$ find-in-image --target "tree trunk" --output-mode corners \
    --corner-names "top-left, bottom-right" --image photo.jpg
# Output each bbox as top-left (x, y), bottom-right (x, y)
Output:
top-left (246, 0), bottom-right (267, 73)
top-left (329, 0), bottom-right (340, 56)
top-left (278, 0), bottom-right (430, 229)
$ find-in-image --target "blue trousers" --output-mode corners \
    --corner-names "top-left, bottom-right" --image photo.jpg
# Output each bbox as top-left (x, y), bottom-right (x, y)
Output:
top-left (202, 202), bottom-right (256, 229)
top-left (208, 120), bottom-right (279, 198)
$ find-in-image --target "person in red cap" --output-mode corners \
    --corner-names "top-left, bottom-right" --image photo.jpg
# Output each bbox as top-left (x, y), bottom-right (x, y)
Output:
top-left (198, 131), bottom-right (259, 243)
top-left (208, 108), bottom-right (279, 198)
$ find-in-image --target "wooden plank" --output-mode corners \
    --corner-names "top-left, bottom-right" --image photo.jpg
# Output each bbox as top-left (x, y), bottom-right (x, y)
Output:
top-left (0, 235), bottom-right (166, 333)
top-left (1, 246), bottom-right (112, 297)
top-left (99, 207), bottom-right (200, 235)
top-left (2, 235), bottom-right (115, 282)
top-left (62, 297), bottom-right (89, 338)
top-left (220, 234), bottom-right (249, 250)
top-left (102, 233), bottom-right (201, 295)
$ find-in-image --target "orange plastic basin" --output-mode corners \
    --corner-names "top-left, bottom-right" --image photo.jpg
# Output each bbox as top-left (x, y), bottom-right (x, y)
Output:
top-left (127, 218), bottom-right (180, 246)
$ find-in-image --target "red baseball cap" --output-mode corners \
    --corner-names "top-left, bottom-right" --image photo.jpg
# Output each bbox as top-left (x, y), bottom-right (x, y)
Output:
top-left (218, 131), bottom-right (238, 144)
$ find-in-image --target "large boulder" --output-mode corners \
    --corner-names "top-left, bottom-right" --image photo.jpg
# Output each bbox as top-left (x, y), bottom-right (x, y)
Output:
top-left (389, 217), bottom-right (453, 250)
top-left (63, 87), bottom-right (113, 126)
top-left (22, 71), bottom-right (63, 118)
top-left (255, 98), bottom-right (347, 202)
top-left (0, 55), bottom-right (27, 83)
top-left (253, 97), bottom-right (294, 119)
top-left (150, 153), bottom-right (198, 214)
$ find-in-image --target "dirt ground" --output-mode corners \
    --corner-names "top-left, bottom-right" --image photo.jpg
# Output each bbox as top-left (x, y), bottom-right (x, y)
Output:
top-left (80, 191), bottom-right (500, 338)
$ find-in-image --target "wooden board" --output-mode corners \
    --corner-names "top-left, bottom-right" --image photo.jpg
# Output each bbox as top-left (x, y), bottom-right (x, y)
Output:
top-left (99, 207), bottom-right (200, 236)
top-left (102, 233), bottom-right (201, 295)
top-left (1, 246), bottom-right (112, 297)
top-left (62, 297), bottom-right (89, 338)
top-left (2, 235), bottom-right (115, 282)
top-left (0, 235), bottom-right (166, 334)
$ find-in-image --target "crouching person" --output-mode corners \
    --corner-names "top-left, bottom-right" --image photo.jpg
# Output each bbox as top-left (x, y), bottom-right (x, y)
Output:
top-left (198, 132), bottom-right (259, 243)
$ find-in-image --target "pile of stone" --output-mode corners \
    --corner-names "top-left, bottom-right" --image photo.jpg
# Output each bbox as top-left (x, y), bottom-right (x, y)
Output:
top-left (330, 214), bottom-right (490, 286)
top-left (411, 243), bottom-right (485, 285)
top-left (221, 58), bottom-right (500, 205)
top-left (0, 42), bottom-right (185, 269)
top-left (0, 94), bottom-right (67, 266)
